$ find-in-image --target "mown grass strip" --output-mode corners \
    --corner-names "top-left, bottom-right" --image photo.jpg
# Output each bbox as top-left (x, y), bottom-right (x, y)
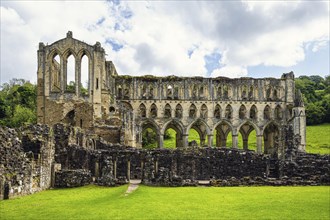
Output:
top-left (1, 185), bottom-right (329, 220)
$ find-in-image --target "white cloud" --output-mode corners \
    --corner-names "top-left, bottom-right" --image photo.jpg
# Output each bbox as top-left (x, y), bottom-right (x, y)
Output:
top-left (0, 1), bottom-right (329, 84)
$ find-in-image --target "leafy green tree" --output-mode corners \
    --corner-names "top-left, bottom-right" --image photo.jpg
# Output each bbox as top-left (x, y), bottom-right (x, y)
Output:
top-left (0, 78), bottom-right (37, 127)
top-left (306, 103), bottom-right (326, 125)
top-left (10, 105), bottom-right (36, 127)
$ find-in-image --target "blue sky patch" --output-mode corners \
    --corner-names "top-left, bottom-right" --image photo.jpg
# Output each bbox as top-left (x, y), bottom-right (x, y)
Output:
top-left (96, 17), bottom-right (105, 25)
top-left (106, 39), bottom-right (123, 52)
top-left (121, 9), bottom-right (133, 19)
top-left (204, 52), bottom-right (223, 76)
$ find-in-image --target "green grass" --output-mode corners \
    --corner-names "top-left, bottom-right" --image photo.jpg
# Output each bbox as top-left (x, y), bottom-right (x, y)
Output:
top-left (306, 123), bottom-right (330, 154)
top-left (1, 185), bottom-right (329, 220)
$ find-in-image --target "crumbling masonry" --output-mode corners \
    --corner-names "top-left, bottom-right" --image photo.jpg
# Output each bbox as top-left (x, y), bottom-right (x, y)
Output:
top-left (1, 32), bottom-right (328, 200)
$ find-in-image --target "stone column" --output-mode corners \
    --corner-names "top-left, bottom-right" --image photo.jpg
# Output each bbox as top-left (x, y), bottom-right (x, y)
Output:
top-left (127, 160), bottom-right (131, 181)
top-left (75, 59), bottom-right (80, 96)
top-left (154, 158), bottom-right (158, 175)
top-left (95, 162), bottom-right (99, 178)
top-left (60, 56), bottom-right (65, 93)
top-left (243, 138), bottom-right (248, 150)
top-left (159, 134), bottom-right (164, 148)
top-left (232, 134), bottom-right (238, 148)
top-left (182, 134), bottom-right (189, 148)
top-left (208, 134), bottom-right (213, 147)
top-left (113, 159), bottom-right (117, 179)
top-left (257, 135), bottom-right (263, 154)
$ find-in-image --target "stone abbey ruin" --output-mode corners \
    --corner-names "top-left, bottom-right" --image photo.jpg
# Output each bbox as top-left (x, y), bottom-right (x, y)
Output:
top-left (1, 32), bottom-right (329, 200)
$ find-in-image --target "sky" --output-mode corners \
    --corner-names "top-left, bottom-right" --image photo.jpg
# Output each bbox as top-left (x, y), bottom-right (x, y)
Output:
top-left (1, 0), bottom-right (329, 85)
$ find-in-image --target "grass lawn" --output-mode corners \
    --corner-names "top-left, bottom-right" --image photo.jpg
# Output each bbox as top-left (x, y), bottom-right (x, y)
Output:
top-left (0, 185), bottom-right (329, 220)
top-left (306, 123), bottom-right (330, 154)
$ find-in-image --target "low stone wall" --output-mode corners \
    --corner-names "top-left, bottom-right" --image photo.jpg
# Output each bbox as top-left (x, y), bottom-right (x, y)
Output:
top-left (56, 144), bottom-right (329, 187)
top-left (281, 153), bottom-right (329, 184)
top-left (55, 170), bottom-right (92, 188)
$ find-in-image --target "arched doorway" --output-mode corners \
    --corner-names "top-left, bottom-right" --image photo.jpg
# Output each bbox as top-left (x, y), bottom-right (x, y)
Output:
top-left (162, 120), bottom-right (184, 148)
top-left (238, 122), bottom-right (258, 151)
top-left (263, 122), bottom-right (280, 155)
top-left (141, 120), bottom-right (160, 149)
top-left (187, 119), bottom-right (211, 147)
top-left (213, 121), bottom-right (233, 148)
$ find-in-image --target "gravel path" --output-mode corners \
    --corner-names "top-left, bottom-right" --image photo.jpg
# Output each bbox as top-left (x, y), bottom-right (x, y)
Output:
top-left (125, 179), bottom-right (141, 196)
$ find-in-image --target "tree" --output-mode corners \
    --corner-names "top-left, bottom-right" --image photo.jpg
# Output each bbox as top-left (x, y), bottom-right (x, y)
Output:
top-left (0, 79), bottom-right (37, 127)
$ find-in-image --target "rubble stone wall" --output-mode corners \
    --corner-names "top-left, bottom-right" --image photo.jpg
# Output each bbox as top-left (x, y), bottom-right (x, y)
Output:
top-left (0, 125), bottom-right (54, 200)
top-left (1, 124), bottom-right (329, 200)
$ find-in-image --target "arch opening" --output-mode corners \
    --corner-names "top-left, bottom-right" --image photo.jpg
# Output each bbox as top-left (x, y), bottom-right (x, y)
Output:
top-left (214, 104), bottom-right (221, 119)
top-left (213, 122), bottom-right (232, 148)
top-left (150, 104), bottom-right (158, 118)
top-left (200, 104), bottom-right (208, 119)
top-left (142, 127), bottom-right (158, 149)
top-left (164, 104), bottom-right (172, 118)
top-left (275, 105), bottom-right (283, 120)
top-left (175, 104), bottom-right (183, 118)
top-left (239, 105), bottom-right (247, 119)
top-left (250, 105), bottom-right (258, 120)
top-left (80, 55), bottom-right (89, 96)
top-left (238, 123), bottom-right (257, 151)
top-left (139, 104), bottom-right (146, 118)
top-left (163, 120), bottom-right (184, 148)
top-left (264, 105), bottom-right (271, 120)
top-left (189, 104), bottom-right (197, 118)
top-left (263, 122), bottom-right (279, 155)
top-left (225, 105), bottom-right (233, 120)
top-left (51, 54), bottom-right (61, 92)
top-left (188, 120), bottom-right (210, 147)
top-left (66, 54), bottom-right (75, 93)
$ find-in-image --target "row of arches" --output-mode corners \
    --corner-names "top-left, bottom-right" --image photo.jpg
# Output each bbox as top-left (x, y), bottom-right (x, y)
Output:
top-left (50, 49), bottom-right (91, 95)
top-left (119, 80), bottom-right (284, 101)
top-left (141, 119), bottom-right (280, 154)
top-left (117, 81), bottom-right (283, 101)
top-left (138, 103), bottom-right (285, 121)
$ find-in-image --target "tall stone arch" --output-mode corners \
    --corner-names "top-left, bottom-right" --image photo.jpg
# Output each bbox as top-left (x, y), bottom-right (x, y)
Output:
top-left (161, 119), bottom-right (185, 148)
top-left (237, 120), bottom-right (262, 152)
top-left (186, 119), bottom-right (212, 147)
top-left (213, 120), bottom-right (234, 148)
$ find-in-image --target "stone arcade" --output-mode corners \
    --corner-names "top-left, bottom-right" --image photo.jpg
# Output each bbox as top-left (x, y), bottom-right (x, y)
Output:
top-left (1, 32), bottom-right (329, 200)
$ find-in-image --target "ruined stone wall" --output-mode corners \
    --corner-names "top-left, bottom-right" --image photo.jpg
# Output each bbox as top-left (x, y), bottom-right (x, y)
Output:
top-left (50, 125), bottom-right (328, 188)
top-left (54, 142), bottom-right (329, 187)
top-left (0, 125), bottom-right (54, 200)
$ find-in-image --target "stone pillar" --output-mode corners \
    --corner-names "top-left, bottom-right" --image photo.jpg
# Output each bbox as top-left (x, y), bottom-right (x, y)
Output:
top-left (154, 159), bottom-right (158, 175)
top-left (243, 138), bottom-right (248, 150)
top-left (200, 137), bottom-right (205, 147)
top-left (232, 135), bottom-right (238, 148)
top-left (208, 134), bottom-right (213, 147)
top-left (141, 161), bottom-right (144, 181)
top-left (127, 160), bottom-right (130, 181)
top-left (60, 56), bottom-right (65, 93)
top-left (113, 159), bottom-right (117, 179)
top-left (75, 59), bottom-right (81, 96)
top-left (159, 134), bottom-right (164, 148)
top-left (182, 134), bottom-right (189, 148)
top-left (293, 107), bottom-right (306, 152)
top-left (220, 137), bottom-right (227, 148)
top-left (95, 162), bottom-right (99, 178)
top-left (257, 135), bottom-right (263, 154)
